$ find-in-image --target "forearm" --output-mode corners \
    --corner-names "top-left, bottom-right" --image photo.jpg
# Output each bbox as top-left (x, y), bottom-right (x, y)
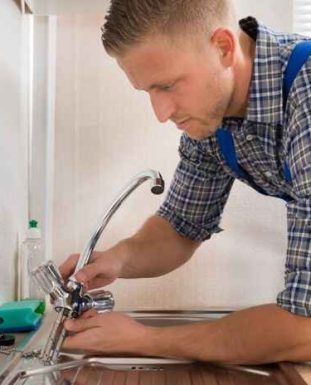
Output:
top-left (118, 215), bottom-right (200, 278)
top-left (138, 304), bottom-right (311, 364)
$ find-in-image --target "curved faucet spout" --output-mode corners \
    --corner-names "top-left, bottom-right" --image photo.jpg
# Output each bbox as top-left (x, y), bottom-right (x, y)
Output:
top-left (67, 169), bottom-right (164, 290)
top-left (31, 169), bottom-right (164, 364)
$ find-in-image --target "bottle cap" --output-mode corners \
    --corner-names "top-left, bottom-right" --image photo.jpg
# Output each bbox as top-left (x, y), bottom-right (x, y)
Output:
top-left (26, 220), bottom-right (41, 239)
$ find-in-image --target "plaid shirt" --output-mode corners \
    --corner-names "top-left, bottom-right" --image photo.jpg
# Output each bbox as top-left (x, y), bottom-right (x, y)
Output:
top-left (157, 20), bottom-right (311, 317)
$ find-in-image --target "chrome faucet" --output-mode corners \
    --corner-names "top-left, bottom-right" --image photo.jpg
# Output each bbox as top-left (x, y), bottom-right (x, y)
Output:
top-left (66, 169), bottom-right (164, 291)
top-left (32, 169), bottom-right (165, 364)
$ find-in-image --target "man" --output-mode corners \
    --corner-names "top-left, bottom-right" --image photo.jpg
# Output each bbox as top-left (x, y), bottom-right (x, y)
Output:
top-left (60, 0), bottom-right (311, 364)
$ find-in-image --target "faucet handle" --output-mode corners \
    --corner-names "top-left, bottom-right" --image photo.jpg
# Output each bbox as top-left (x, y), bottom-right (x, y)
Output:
top-left (81, 289), bottom-right (115, 313)
top-left (46, 260), bottom-right (65, 286)
top-left (31, 261), bottom-right (67, 302)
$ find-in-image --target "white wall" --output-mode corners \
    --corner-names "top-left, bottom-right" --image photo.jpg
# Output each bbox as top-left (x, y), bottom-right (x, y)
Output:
top-left (0, 1), bottom-right (29, 303)
top-left (30, 16), bottom-right (57, 261)
top-left (53, 1), bottom-right (293, 311)
top-left (235, 0), bottom-right (292, 31)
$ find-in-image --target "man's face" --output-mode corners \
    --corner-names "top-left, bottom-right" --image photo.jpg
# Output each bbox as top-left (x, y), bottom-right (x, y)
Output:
top-left (116, 33), bottom-right (235, 140)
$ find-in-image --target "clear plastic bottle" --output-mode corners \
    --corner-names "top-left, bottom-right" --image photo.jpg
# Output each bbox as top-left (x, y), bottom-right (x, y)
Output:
top-left (21, 219), bottom-right (45, 300)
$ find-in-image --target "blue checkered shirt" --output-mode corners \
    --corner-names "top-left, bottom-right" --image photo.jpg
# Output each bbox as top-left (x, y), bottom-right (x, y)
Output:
top-left (157, 22), bottom-right (311, 317)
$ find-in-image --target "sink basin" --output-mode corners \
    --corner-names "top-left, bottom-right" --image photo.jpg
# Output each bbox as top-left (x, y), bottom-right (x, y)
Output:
top-left (0, 310), bottom-right (308, 385)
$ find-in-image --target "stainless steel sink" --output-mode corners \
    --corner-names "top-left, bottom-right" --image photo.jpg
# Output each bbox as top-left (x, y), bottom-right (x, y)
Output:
top-left (0, 310), bottom-right (308, 385)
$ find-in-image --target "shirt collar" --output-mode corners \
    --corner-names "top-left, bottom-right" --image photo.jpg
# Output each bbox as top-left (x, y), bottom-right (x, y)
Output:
top-left (244, 23), bottom-right (284, 125)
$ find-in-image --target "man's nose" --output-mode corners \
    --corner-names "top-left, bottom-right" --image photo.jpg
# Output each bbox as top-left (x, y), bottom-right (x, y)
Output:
top-left (150, 93), bottom-right (176, 123)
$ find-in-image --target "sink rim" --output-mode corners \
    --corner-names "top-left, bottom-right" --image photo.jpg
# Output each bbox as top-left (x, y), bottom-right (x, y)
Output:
top-left (1, 355), bottom-right (278, 385)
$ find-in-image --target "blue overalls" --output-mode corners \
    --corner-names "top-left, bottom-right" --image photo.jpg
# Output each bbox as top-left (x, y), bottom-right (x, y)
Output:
top-left (216, 41), bottom-right (311, 203)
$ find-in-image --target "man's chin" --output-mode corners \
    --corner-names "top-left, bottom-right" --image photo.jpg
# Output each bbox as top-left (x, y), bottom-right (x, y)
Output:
top-left (177, 120), bottom-right (219, 140)
top-left (185, 129), bottom-right (214, 141)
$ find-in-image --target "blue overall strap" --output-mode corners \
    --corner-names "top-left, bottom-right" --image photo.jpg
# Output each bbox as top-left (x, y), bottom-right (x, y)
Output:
top-left (216, 128), bottom-right (270, 197)
top-left (283, 40), bottom-right (311, 109)
top-left (215, 128), bottom-right (245, 178)
top-left (283, 40), bottom-right (311, 183)
top-left (216, 40), bottom-right (311, 200)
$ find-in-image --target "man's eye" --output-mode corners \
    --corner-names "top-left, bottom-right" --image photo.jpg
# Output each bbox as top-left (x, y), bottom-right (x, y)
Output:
top-left (160, 83), bottom-right (175, 91)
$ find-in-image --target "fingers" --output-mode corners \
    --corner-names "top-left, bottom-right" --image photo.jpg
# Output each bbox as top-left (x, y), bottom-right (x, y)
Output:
top-left (64, 312), bottom-right (101, 332)
top-left (59, 254), bottom-right (102, 287)
top-left (87, 277), bottom-right (115, 290)
top-left (59, 254), bottom-right (80, 280)
top-left (73, 263), bottom-right (104, 286)
top-left (59, 251), bottom-right (117, 289)
top-left (62, 328), bottom-right (98, 352)
top-left (79, 309), bottom-right (98, 320)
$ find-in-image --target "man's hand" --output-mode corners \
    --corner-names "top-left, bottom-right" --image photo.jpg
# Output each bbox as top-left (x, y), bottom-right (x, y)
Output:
top-left (63, 310), bottom-right (150, 356)
top-left (59, 249), bottom-right (127, 290)
top-left (58, 216), bottom-right (199, 292)
top-left (63, 305), bottom-right (311, 364)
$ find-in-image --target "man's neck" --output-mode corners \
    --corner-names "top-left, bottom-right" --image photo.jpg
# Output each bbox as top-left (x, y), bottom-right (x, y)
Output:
top-left (225, 31), bottom-right (256, 118)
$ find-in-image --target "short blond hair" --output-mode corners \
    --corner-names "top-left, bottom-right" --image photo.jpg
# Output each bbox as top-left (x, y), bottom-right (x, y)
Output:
top-left (101, 0), bottom-right (236, 55)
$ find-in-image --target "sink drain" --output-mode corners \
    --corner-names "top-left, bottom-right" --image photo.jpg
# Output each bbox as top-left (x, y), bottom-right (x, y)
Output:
top-left (130, 366), bottom-right (164, 371)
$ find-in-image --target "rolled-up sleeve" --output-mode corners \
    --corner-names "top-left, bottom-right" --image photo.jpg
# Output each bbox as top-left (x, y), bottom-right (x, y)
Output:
top-left (277, 99), bottom-right (311, 316)
top-left (157, 134), bottom-right (234, 242)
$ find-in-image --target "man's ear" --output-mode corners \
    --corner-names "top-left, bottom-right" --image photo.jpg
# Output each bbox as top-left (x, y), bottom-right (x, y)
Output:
top-left (210, 28), bottom-right (235, 66)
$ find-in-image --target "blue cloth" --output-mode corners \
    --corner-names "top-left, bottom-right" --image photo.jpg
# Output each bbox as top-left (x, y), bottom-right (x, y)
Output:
top-left (157, 21), bottom-right (311, 317)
